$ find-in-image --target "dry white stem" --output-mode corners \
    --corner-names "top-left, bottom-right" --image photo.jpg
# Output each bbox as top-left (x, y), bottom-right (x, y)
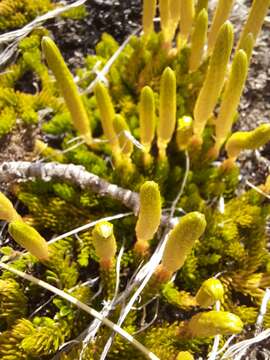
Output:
top-left (79, 244), bottom-right (125, 360)
top-left (255, 288), bottom-right (270, 335)
top-left (208, 301), bottom-right (221, 360)
top-left (0, 262), bottom-right (159, 360)
top-left (221, 329), bottom-right (270, 359)
top-left (246, 180), bottom-right (270, 200)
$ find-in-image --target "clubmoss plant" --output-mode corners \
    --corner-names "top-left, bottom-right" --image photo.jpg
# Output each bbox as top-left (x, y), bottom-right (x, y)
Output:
top-left (139, 85), bottom-right (156, 165)
top-left (189, 9), bottom-right (208, 72)
top-left (42, 36), bottom-right (93, 146)
top-left (94, 82), bottom-right (120, 158)
top-left (157, 66), bottom-right (176, 159)
top-left (113, 114), bottom-right (134, 169)
top-left (237, 0), bottom-right (270, 51)
top-left (0, 192), bottom-right (21, 222)
top-left (142, 0), bottom-right (157, 37)
top-left (0, 1), bottom-right (270, 358)
top-left (176, 116), bottom-right (194, 151)
top-left (8, 220), bottom-right (49, 261)
top-left (223, 124), bottom-right (270, 168)
top-left (176, 351), bottom-right (194, 360)
top-left (179, 0), bottom-right (195, 44)
top-left (135, 181), bottom-right (161, 255)
top-left (193, 21), bottom-right (234, 142)
top-left (210, 49), bottom-right (248, 158)
top-left (92, 221), bottom-right (117, 270)
top-left (195, 278), bottom-right (224, 308)
top-left (178, 311), bottom-right (243, 338)
top-left (157, 212), bottom-right (206, 281)
top-left (207, 0), bottom-right (234, 53)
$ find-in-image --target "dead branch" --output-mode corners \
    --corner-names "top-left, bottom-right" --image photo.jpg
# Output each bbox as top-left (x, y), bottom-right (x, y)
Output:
top-left (0, 160), bottom-right (140, 213)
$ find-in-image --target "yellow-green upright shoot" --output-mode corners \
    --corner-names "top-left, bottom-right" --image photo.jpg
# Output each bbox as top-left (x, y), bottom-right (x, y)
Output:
top-left (139, 86), bottom-right (156, 154)
top-left (157, 67), bottom-right (176, 159)
top-left (161, 212), bottom-right (206, 276)
top-left (196, 0), bottom-right (208, 14)
top-left (92, 221), bottom-right (117, 269)
top-left (135, 181), bottom-right (161, 255)
top-left (193, 22), bottom-right (234, 141)
top-left (95, 82), bottom-right (120, 155)
top-left (189, 9), bottom-right (208, 72)
top-left (237, 0), bottom-right (270, 51)
top-left (113, 114), bottom-right (133, 158)
top-left (41, 37), bottom-right (92, 145)
top-left (207, 0), bottom-right (234, 54)
top-left (159, 0), bottom-right (171, 43)
top-left (195, 278), bottom-right (224, 308)
top-left (0, 192), bottom-right (21, 222)
top-left (239, 33), bottom-right (255, 63)
top-left (179, 0), bottom-right (195, 41)
top-left (170, 0), bottom-right (181, 39)
top-left (214, 50), bottom-right (248, 153)
top-left (143, 0), bottom-right (157, 36)
top-left (8, 221), bottom-right (49, 261)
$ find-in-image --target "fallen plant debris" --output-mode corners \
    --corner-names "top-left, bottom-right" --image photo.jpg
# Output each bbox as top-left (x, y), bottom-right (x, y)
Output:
top-left (0, 1), bottom-right (270, 359)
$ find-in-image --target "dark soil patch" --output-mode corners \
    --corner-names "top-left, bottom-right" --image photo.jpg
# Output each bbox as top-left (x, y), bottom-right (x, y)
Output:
top-left (47, 0), bottom-right (142, 70)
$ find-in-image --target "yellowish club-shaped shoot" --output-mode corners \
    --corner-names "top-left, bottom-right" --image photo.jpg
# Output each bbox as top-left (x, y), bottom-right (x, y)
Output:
top-left (169, 0), bottom-right (181, 42)
top-left (41, 37), bottom-right (92, 146)
top-left (189, 9), bottom-right (208, 72)
top-left (143, 0), bottom-right (157, 37)
top-left (239, 33), bottom-right (255, 63)
top-left (139, 85), bottom-right (156, 165)
top-left (195, 278), bottom-right (224, 308)
top-left (94, 82), bottom-right (120, 158)
top-left (157, 212), bottom-right (206, 282)
top-left (176, 352), bottom-right (194, 360)
top-left (176, 116), bottom-right (193, 150)
top-left (179, 310), bottom-right (243, 338)
top-left (224, 124), bottom-right (270, 167)
top-left (237, 0), bottom-right (270, 51)
top-left (193, 22), bottom-right (234, 143)
top-left (135, 181), bottom-right (161, 255)
top-left (179, 0), bottom-right (195, 45)
top-left (92, 221), bottom-right (117, 270)
top-left (159, 0), bottom-right (171, 45)
top-left (196, 0), bottom-right (208, 15)
top-left (211, 50), bottom-right (248, 158)
top-left (157, 67), bottom-right (176, 159)
top-left (8, 220), bottom-right (49, 261)
top-left (207, 0), bottom-right (234, 54)
top-left (0, 192), bottom-right (21, 222)
top-left (113, 114), bottom-right (134, 169)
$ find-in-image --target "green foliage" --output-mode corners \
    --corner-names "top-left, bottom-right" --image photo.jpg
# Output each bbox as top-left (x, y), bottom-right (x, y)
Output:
top-left (61, 5), bottom-right (87, 20)
top-left (0, 0), bottom-right (54, 31)
top-left (0, 107), bottom-right (16, 137)
top-left (0, 278), bottom-right (27, 326)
